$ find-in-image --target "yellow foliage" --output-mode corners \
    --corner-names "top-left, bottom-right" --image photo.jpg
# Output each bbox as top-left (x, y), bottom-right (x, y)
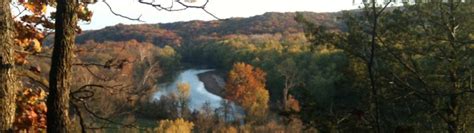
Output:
top-left (248, 87), bottom-right (269, 117)
top-left (177, 82), bottom-right (191, 100)
top-left (31, 39), bottom-right (42, 53)
top-left (155, 118), bottom-right (194, 133)
top-left (213, 126), bottom-right (238, 133)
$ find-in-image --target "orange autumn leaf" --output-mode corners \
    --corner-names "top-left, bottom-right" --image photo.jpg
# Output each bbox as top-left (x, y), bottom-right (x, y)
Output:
top-left (225, 62), bottom-right (269, 117)
top-left (286, 95), bottom-right (301, 112)
top-left (15, 38), bottom-right (30, 48)
top-left (23, 2), bottom-right (47, 15)
top-left (14, 88), bottom-right (47, 131)
top-left (14, 52), bottom-right (29, 65)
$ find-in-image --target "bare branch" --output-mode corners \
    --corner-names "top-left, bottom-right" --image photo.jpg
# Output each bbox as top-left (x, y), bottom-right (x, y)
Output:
top-left (70, 84), bottom-right (141, 130)
top-left (138, 0), bottom-right (185, 11)
top-left (18, 68), bottom-right (49, 89)
top-left (202, 8), bottom-right (220, 20)
top-left (11, 3), bottom-right (27, 19)
top-left (82, 102), bottom-right (138, 128)
top-left (376, 1), bottom-right (392, 17)
top-left (103, 0), bottom-right (145, 22)
top-left (139, 0), bottom-right (221, 19)
top-left (71, 102), bottom-right (87, 133)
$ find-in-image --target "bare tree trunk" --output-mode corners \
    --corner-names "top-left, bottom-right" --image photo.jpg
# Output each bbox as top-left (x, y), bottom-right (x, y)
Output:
top-left (368, 2), bottom-right (380, 132)
top-left (445, 1), bottom-right (460, 132)
top-left (282, 86), bottom-right (289, 111)
top-left (47, 0), bottom-right (78, 132)
top-left (0, 0), bottom-right (17, 131)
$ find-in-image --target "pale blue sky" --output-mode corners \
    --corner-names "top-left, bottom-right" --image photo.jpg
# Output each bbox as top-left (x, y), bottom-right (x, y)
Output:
top-left (79, 0), bottom-right (362, 30)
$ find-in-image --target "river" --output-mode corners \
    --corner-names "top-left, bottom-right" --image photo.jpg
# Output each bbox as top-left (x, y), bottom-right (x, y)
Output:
top-left (153, 69), bottom-right (229, 111)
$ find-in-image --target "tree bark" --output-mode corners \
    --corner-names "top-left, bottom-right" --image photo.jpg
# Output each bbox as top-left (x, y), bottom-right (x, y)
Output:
top-left (47, 0), bottom-right (78, 132)
top-left (445, 1), bottom-right (461, 132)
top-left (0, 0), bottom-right (17, 131)
top-left (282, 86), bottom-right (289, 111)
top-left (368, 2), bottom-right (380, 132)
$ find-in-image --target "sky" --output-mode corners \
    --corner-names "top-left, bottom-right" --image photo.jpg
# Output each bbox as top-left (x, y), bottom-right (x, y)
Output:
top-left (80, 0), bottom-right (361, 30)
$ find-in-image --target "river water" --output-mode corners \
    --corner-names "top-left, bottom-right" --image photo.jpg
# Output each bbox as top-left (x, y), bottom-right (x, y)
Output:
top-left (153, 69), bottom-right (227, 111)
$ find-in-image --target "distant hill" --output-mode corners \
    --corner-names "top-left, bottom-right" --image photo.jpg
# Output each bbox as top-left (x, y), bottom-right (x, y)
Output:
top-left (75, 24), bottom-right (183, 47)
top-left (74, 12), bottom-right (343, 47)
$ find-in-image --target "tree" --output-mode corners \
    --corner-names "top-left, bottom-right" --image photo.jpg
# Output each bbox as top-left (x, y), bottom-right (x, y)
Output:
top-left (276, 58), bottom-right (302, 112)
top-left (7, 0), bottom-right (62, 131)
top-left (191, 102), bottom-right (215, 133)
top-left (43, 0), bottom-right (214, 131)
top-left (225, 62), bottom-right (269, 119)
top-left (300, 0), bottom-right (474, 132)
top-left (177, 82), bottom-right (190, 117)
top-left (378, 2), bottom-right (474, 132)
top-left (155, 118), bottom-right (194, 133)
top-left (0, 0), bottom-right (18, 131)
top-left (46, 0), bottom-right (78, 132)
top-left (0, 0), bottom-right (217, 131)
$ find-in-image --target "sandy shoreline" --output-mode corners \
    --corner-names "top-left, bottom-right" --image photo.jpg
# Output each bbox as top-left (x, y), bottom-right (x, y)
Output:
top-left (197, 70), bottom-right (226, 98)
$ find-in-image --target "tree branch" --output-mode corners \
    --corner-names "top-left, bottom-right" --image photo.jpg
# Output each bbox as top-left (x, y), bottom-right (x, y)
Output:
top-left (70, 84), bottom-right (145, 130)
top-left (71, 102), bottom-right (87, 133)
top-left (138, 0), bottom-right (221, 19)
top-left (18, 68), bottom-right (49, 89)
top-left (103, 0), bottom-right (145, 22)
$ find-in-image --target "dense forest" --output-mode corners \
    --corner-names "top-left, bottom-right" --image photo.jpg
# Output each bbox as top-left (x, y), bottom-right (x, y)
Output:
top-left (0, 0), bottom-right (473, 133)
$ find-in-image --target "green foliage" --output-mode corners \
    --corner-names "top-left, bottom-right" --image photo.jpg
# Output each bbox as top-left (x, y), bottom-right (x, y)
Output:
top-left (300, 2), bottom-right (474, 132)
top-left (25, 5), bottom-right (472, 132)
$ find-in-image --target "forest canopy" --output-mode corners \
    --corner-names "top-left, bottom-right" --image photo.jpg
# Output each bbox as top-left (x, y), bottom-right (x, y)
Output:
top-left (1, 0), bottom-right (473, 132)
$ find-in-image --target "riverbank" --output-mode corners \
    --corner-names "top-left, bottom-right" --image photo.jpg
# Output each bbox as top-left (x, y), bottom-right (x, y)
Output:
top-left (197, 70), bottom-right (226, 98)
